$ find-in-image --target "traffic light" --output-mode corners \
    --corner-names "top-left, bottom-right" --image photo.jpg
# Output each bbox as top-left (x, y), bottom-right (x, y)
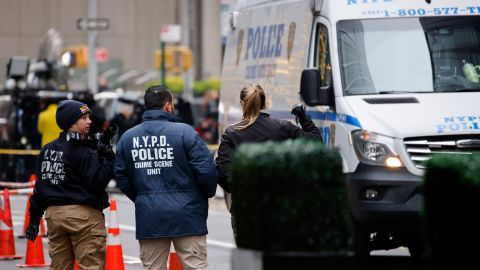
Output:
top-left (154, 46), bottom-right (193, 72)
top-left (154, 47), bottom-right (175, 70)
top-left (62, 45), bottom-right (88, 68)
top-left (177, 46), bottom-right (192, 71)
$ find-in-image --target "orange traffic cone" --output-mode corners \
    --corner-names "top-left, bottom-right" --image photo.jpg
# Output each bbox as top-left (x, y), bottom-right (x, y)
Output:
top-left (0, 188), bottom-right (22, 260)
top-left (20, 174), bottom-right (37, 238)
top-left (168, 251), bottom-right (183, 270)
top-left (106, 199), bottom-right (124, 270)
top-left (28, 174), bottom-right (47, 236)
top-left (28, 174), bottom-right (36, 186)
top-left (20, 193), bottom-right (47, 238)
top-left (16, 231), bottom-right (49, 268)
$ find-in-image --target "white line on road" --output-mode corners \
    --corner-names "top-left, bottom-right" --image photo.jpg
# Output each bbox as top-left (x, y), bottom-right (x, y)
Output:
top-left (208, 210), bottom-right (230, 217)
top-left (207, 239), bottom-right (236, 249)
top-left (110, 195), bottom-right (133, 203)
top-left (123, 255), bottom-right (142, 264)
top-left (12, 210), bottom-right (25, 215)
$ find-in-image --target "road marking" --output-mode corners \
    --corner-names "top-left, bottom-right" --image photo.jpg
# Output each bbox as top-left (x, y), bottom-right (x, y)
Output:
top-left (119, 224), bottom-right (136, 231)
top-left (12, 210), bottom-right (24, 215)
top-left (208, 210), bottom-right (230, 217)
top-left (207, 239), bottom-right (236, 249)
top-left (111, 195), bottom-right (133, 203)
top-left (123, 255), bottom-right (142, 264)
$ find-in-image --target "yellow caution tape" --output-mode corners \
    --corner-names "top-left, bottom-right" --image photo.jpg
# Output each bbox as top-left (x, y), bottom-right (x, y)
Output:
top-left (0, 149), bottom-right (40, 155)
top-left (0, 144), bottom-right (218, 156)
top-left (207, 144), bottom-right (219, 151)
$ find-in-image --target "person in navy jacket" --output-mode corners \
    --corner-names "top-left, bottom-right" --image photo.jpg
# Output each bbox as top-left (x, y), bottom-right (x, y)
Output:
top-left (26, 100), bottom-right (115, 270)
top-left (115, 85), bottom-right (217, 270)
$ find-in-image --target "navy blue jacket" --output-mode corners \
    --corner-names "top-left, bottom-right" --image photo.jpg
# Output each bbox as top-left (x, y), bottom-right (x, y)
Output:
top-left (115, 110), bottom-right (217, 239)
top-left (30, 132), bottom-right (114, 225)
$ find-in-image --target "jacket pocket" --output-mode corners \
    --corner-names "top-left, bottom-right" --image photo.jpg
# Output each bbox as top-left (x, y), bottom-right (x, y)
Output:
top-left (75, 228), bottom-right (106, 266)
top-left (65, 212), bottom-right (89, 221)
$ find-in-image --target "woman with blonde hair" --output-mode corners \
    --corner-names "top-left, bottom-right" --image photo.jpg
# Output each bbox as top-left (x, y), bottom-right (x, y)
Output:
top-left (215, 84), bottom-right (321, 237)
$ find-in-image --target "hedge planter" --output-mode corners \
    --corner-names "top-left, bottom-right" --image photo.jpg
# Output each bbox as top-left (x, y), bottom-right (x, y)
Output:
top-left (229, 139), bottom-right (351, 253)
top-left (423, 154), bottom-right (480, 269)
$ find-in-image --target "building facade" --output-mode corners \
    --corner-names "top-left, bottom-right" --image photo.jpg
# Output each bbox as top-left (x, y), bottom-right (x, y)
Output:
top-left (0, 0), bottom-right (222, 87)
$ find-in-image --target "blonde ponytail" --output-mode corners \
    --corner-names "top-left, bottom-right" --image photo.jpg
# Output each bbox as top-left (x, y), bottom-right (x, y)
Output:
top-left (234, 84), bottom-right (266, 130)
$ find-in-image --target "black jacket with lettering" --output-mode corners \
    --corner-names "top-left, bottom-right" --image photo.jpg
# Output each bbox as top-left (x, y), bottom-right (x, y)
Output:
top-left (29, 132), bottom-right (114, 225)
top-left (216, 112), bottom-right (321, 192)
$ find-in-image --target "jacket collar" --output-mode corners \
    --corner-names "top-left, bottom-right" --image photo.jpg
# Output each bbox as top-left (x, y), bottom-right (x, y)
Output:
top-left (60, 131), bottom-right (87, 140)
top-left (59, 131), bottom-right (95, 146)
top-left (142, 110), bottom-right (182, 123)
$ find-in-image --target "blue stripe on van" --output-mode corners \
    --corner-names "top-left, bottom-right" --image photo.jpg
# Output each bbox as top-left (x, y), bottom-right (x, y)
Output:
top-left (269, 110), bottom-right (362, 128)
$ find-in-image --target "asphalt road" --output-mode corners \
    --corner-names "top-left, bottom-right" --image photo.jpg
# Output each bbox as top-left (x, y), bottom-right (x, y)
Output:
top-left (2, 190), bottom-right (408, 270)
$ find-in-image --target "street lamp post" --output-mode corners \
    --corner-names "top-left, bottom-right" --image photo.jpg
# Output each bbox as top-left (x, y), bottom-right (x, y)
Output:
top-left (161, 41), bottom-right (166, 86)
top-left (88, 0), bottom-right (98, 93)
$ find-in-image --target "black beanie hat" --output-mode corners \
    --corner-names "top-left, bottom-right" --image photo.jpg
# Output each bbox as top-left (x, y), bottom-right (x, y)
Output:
top-left (56, 100), bottom-right (91, 130)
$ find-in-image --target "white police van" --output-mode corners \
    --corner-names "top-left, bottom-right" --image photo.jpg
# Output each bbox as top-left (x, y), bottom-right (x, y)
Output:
top-left (220, 0), bottom-right (480, 255)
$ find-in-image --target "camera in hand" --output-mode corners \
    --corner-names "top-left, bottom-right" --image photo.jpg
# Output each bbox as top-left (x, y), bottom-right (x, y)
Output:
top-left (100, 123), bottom-right (119, 145)
top-left (96, 123), bottom-right (118, 160)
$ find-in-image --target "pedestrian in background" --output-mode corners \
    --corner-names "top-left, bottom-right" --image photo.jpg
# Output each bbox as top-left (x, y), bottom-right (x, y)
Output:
top-left (37, 98), bottom-right (62, 147)
top-left (215, 84), bottom-right (321, 238)
top-left (115, 85), bottom-right (217, 270)
top-left (175, 94), bottom-right (194, 126)
top-left (110, 98), bottom-right (140, 140)
top-left (26, 100), bottom-right (115, 270)
top-left (195, 113), bottom-right (218, 144)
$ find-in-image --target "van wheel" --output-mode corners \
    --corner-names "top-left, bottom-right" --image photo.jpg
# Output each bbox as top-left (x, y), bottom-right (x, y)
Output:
top-left (353, 223), bottom-right (371, 257)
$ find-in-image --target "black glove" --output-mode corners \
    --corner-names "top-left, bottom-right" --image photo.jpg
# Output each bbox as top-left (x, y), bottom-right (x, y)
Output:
top-left (97, 143), bottom-right (115, 160)
top-left (291, 103), bottom-right (306, 117)
top-left (25, 223), bottom-right (39, 241)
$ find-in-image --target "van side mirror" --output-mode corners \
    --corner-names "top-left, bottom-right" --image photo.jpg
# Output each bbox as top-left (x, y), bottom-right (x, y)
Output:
top-left (300, 68), bottom-right (333, 107)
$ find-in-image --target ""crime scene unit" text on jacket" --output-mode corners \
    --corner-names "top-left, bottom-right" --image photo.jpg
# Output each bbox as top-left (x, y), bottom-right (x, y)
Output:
top-left (115, 110), bottom-right (217, 240)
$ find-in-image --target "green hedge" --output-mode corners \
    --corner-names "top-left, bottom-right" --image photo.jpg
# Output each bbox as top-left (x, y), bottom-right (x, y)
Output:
top-left (230, 139), bottom-right (351, 253)
top-left (193, 77), bottom-right (220, 96)
top-left (423, 154), bottom-right (480, 268)
top-left (145, 77), bottom-right (184, 94)
top-left (144, 77), bottom-right (220, 96)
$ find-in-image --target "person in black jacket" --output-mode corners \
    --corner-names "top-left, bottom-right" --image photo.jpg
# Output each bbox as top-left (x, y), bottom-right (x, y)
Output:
top-left (110, 99), bottom-right (140, 140)
top-left (215, 84), bottom-right (321, 238)
top-left (25, 100), bottom-right (115, 270)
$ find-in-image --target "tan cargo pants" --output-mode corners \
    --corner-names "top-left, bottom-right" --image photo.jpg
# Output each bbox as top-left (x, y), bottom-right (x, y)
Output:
top-left (45, 205), bottom-right (106, 270)
top-left (139, 235), bottom-right (208, 270)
